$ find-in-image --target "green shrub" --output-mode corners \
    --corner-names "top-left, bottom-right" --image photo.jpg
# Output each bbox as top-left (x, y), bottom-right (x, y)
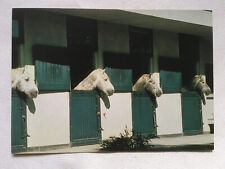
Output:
top-left (100, 129), bottom-right (151, 151)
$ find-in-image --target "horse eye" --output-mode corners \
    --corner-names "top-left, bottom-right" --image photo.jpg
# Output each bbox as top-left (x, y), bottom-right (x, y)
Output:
top-left (200, 80), bottom-right (204, 83)
top-left (25, 77), bottom-right (29, 81)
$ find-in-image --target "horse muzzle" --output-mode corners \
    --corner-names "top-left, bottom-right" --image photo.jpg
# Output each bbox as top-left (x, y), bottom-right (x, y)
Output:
top-left (156, 89), bottom-right (163, 97)
top-left (107, 89), bottom-right (115, 96)
top-left (27, 89), bottom-right (39, 98)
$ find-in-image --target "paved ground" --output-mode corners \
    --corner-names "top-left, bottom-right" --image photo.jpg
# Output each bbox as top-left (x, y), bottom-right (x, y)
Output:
top-left (16, 133), bottom-right (214, 155)
top-left (150, 133), bottom-right (214, 146)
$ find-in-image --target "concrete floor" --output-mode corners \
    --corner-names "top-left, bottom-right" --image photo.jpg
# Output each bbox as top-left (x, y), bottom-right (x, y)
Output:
top-left (150, 133), bottom-right (214, 146)
top-left (16, 133), bottom-right (214, 154)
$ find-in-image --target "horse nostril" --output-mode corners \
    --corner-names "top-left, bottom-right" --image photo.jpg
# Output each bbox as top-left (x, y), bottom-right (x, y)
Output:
top-left (32, 90), bottom-right (39, 98)
top-left (108, 89), bottom-right (114, 96)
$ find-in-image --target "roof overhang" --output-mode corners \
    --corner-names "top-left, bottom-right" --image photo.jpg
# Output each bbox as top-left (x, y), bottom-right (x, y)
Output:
top-left (43, 9), bottom-right (213, 39)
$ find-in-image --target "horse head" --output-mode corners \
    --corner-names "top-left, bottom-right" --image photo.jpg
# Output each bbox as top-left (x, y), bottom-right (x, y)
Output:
top-left (192, 75), bottom-right (211, 105)
top-left (95, 69), bottom-right (115, 96)
top-left (12, 66), bottom-right (39, 99)
top-left (133, 74), bottom-right (162, 97)
top-left (193, 75), bottom-right (211, 96)
top-left (144, 74), bottom-right (163, 97)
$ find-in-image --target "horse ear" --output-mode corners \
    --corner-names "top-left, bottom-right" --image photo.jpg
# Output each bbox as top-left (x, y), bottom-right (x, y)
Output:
top-left (148, 74), bottom-right (152, 78)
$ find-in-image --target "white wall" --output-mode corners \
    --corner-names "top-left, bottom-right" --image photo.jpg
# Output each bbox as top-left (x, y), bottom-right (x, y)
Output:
top-left (202, 96), bottom-right (214, 132)
top-left (26, 92), bottom-right (70, 147)
top-left (156, 93), bottom-right (183, 135)
top-left (100, 93), bottom-right (132, 140)
top-left (19, 10), bottom-right (67, 66)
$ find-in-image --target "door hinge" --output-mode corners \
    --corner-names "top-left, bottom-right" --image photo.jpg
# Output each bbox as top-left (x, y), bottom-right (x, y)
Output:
top-left (98, 127), bottom-right (104, 132)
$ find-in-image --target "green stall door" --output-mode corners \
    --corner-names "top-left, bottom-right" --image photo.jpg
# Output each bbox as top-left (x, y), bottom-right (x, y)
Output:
top-left (70, 91), bottom-right (101, 146)
top-left (132, 92), bottom-right (157, 138)
top-left (105, 67), bottom-right (132, 92)
top-left (35, 60), bottom-right (71, 91)
top-left (182, 92), bottom-right (203, 135)
top-left (11, 90), bottom-right (27, 153)
top-left (160, 70), bottom-right (182, 93)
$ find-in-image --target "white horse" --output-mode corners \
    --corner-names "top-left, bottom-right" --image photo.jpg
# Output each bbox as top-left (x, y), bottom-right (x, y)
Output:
top-left (74, 69), bottom-right (115, 108)
top-left (133, 73), bottom-right (163, 108)
top-left (12, 65), bottom-right (39, 99)
top-left (192, 75), bottom-right (211, 105)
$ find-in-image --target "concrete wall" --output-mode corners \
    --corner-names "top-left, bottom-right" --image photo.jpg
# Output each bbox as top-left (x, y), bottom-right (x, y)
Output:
top-left (26, 92), bottom-right (70, 147)
top-left (19, 10), bottom-right (67, 66)
top-left (156, 93), bottom-right (183, 136)
top-left (96, 21), bottom-right (130, 68)
top-left (100, 93), bottom-right (132, 140)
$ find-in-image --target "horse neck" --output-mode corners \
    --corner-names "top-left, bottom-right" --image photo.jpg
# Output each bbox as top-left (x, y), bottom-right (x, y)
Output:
top-left (75, 71), bottom-right (98, 90)
top-left (133, 78), bottom-right (146, 91)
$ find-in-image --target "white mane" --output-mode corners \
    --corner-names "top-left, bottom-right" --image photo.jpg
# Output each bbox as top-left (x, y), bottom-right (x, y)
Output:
top-left (74, 69), bottom-right (115, 96)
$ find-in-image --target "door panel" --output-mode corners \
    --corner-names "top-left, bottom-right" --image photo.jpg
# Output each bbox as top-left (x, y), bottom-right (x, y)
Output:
top-left (70, 91), bottom-right (101, 146)
top-left (105, 67), bottom-right (132, 92)
top-left (11, 90), bottom-right (27, 153)
top-left (182, 92), bottom-right (203, 135)
top-left (132, 92), bottom-right (157, 138)
top-left (35, 60), bottom-right (71, 91)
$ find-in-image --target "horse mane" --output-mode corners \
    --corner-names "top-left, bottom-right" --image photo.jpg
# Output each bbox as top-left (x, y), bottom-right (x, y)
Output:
top-left (133, 74), bottom-right (150, 91)
top-left (74, 69), bottom-right (103, 90)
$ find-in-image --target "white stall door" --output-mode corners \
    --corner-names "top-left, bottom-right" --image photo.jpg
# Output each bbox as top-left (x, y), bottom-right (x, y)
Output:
top-left (27, 92), bottom-right (70, 147)
top-left (156, 93), bottom-right (183, 136)
top-left (202, 95), bottom-right (214, 133)
top-left (100, 93), bottom-right (132, 140)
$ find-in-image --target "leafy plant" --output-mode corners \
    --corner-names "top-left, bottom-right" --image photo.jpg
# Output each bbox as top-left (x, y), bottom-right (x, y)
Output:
top-left (100, 128), bottom-right (151, 151)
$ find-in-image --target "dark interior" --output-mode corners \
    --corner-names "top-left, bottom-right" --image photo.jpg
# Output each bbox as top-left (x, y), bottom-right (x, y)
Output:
top-left (67, 16), bottom-right (98, 88)
top-left (179, 34), bottom-right (199, 87)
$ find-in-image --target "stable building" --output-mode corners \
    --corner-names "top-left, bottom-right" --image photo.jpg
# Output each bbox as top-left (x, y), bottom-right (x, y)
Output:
top-left (12, 9), bottom-right (213, 153)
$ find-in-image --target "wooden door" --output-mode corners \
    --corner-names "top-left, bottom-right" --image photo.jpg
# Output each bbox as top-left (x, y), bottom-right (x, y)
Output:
top-left (132, 92), bottom-right (157, 138)
top-left (182, 92), bottom-right (203, 135)
top-left (35, 60), bottom-right (71, 91)
top-left (70, 91), bottom-right (101, 146)
top-left (11, 90), bottom-right (27, 153)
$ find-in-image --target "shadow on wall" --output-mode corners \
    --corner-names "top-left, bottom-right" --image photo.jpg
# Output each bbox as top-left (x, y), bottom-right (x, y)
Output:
top-left (99, 91), bottom-right (110, 109)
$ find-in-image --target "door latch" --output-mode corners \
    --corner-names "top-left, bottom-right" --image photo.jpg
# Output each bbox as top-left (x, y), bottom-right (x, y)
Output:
top-left (98, 127), bottom-right (104, 132)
